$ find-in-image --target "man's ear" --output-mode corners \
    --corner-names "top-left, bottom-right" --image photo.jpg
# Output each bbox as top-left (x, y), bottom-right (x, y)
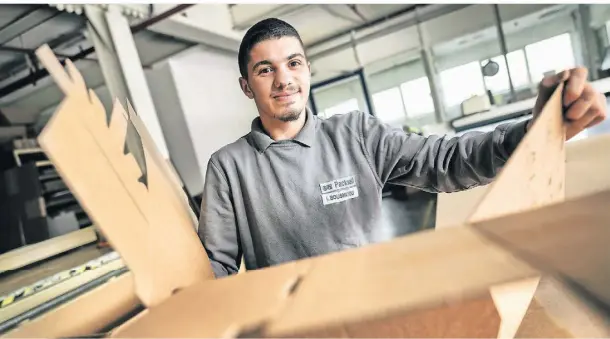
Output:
top-left (239, 77), bottom-right (254, 99)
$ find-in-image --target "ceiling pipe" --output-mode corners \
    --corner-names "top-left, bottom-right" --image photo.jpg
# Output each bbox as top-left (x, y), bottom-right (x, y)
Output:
top-left (0, 4), bottom-right (194, 99)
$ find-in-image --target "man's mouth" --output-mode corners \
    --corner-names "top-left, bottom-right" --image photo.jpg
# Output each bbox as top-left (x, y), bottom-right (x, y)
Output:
top-left (273, 91), bottom-right (299, 102)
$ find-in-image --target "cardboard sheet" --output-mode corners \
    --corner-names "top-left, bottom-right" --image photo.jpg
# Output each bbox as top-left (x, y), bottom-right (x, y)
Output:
top-left (34, 45), bottom-right (213, 308)
top-left (434, 84), bottom-right (567, 338)
top-left (436, 132), bottom-right (610, 228)
top-left (112, 225), bottom-right (542, 338)
top-left (473, 189), bottom-right (610, 320)
top-left (25, 45), bottom-right (610, 339)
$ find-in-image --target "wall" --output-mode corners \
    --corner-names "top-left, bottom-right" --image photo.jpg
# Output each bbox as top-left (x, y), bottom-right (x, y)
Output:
top-left (161, 45), bottom-right (258, 195)
top-left (146, 65), bottom-right (203, 196)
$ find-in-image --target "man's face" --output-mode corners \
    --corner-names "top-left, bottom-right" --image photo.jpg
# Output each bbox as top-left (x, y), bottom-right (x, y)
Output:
top-left (240, 37), bottom-right (311, 122)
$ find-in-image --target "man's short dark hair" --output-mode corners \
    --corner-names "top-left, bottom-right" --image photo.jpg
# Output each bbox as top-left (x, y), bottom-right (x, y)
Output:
top-left (238, 18), bottom-right (305, 79)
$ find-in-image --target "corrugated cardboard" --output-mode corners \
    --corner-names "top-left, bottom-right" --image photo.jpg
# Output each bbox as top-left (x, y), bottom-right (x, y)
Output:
top-left (34, 45), bottom-right (214, 308)
top-left (4, 45), bottom-right (609, 338)
top-left (438, 82), bottom-right (565, 338)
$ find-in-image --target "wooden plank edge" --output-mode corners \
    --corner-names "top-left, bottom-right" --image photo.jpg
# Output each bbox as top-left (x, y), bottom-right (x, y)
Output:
top-left (0, 259), bottom-right (126, 324)
top-left (2, 272), bottom-right (140, 339)
top-left (0, 227), bottom-right (98, 274)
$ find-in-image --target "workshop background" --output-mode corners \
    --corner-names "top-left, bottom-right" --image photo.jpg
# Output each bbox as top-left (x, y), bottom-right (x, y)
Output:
top-left (1, 3), bottom-right (610, 331)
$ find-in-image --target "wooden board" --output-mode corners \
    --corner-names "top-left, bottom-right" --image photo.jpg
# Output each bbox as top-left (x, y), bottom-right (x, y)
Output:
top-left (4, 272), bottom-right (140, 339)
top-left (34, 45), bottom-right (213, 308)
top-left (0, 258), bottom-right (125, 324)
top-left (0, 227), bottom-right (97, 274)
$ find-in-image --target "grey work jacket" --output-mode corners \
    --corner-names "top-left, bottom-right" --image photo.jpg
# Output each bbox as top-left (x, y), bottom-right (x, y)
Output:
top-left (198, 109), bottom-right (529, 277)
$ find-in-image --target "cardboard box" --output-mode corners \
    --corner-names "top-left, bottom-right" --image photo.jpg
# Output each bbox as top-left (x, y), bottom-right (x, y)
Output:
top-left (3, 45), bottom-right (609, 338)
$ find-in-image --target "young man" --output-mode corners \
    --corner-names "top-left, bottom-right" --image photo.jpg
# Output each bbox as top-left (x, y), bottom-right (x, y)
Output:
top-left (198, 18), bottom-right (607, 277)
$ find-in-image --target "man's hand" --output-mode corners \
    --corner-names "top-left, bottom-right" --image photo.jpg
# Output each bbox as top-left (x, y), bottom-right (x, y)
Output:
top-left (529, 67), bottom-right (607, 140)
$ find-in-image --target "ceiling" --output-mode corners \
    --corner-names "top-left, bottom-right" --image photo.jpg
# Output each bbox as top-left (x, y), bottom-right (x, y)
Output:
top-left (0, 3), bottom-right (605, 129)
top-left (229, 4), bottom-right (418, 47)
top-left (0, 4), bottom-right (195, 126)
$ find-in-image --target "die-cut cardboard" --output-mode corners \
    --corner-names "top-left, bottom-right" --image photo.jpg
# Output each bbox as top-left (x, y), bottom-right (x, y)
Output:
top-left (4, 45), bottom-right (609, 339)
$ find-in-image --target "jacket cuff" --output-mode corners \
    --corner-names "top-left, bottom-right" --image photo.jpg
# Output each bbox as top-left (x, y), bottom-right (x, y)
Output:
top-left (500, 119), bottom-right (530, 158)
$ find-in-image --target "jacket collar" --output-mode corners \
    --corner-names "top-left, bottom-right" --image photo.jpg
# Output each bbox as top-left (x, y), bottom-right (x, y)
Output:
top-left (250, 107), bottom-right (316, 153)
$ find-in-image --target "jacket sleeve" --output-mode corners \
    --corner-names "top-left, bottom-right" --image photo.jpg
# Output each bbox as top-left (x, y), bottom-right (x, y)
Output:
top-left (197, 156), bottom-right (242, 277)
top-left (359, 112), bottom-right (529, 193)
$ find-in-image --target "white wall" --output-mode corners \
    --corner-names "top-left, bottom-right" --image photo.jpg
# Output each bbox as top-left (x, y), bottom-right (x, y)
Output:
top-left (146, 65), bottom-right (204, 195)
top-left (160, 45), bottom-right (258, 195)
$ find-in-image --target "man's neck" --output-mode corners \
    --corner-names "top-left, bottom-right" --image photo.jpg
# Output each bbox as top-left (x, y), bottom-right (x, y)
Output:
top-left (259, 109), bottom-right (307, 141)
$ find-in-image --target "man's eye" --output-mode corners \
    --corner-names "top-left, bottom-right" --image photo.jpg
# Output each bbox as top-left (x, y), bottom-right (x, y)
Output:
top-left (259, 67), bottom-right (272, 75)
top-left (289, 60), bottom-right (301, 67)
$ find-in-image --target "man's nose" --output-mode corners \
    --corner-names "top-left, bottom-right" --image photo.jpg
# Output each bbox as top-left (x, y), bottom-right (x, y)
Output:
top-left (273, 67), bottom-right (292, 89)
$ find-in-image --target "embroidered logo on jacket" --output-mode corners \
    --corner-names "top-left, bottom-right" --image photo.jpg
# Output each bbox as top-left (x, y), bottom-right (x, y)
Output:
top-left (319, 175), bottom-right (359, 205)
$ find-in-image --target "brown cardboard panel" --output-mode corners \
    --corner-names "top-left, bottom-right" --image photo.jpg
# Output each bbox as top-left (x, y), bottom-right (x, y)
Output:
top-left (298, 294), bottom-right (500, 338)
top-left (34, 45), bottom-right (213, 308)
top-left (113, 226), bottom-right (538, 338)
top-left (125, 101), bottom-right (199, 227)
top-left (462, 84), bottom-right (565, 338)
top-left (436, 132), bottom-right (610, 229)
top-left (472, 189), bottom-right (610, 319)
top-left (467, 83), bottom-right (566, 224)
top-left (111, 260), bottom-right (310, 338)
top-left (434, 132), bottom-right (610, 338)
top-left (435, 185), bottom-right (488, 229)
top-left (517, 277), bottom-right (610, 338)
top-left (4, 273), bottom-right (139, 339)
top-left (564, 133), bottom-right (610, 199)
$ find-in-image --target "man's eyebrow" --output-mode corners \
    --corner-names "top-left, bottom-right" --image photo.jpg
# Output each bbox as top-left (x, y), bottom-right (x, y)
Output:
top-left (252, 60), bottom-right (272, 72)
top-left (287, 53), bottom-right (305, 60)
top-left (251, 53), bottom-right (306, 72)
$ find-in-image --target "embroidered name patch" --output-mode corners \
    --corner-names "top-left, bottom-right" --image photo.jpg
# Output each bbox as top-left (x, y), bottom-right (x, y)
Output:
top-left (320, 175), bottom-right (359, 205)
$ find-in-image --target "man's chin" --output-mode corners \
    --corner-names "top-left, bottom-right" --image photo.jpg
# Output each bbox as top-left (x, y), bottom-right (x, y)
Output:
top-left (275, 108), bottom-right (303, 122)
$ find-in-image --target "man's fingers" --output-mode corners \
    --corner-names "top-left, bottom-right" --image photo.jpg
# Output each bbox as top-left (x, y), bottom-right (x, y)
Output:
top-left (564, 67), bottom-right (588, 107)
top-left (565, 85), bottom-right (595, 121)
top-left (585, 115), bottom-right (605, 129)
top-left (540, 69), bottom-right (570, 89)
top-left (570, 106), bottom-right (602, 131)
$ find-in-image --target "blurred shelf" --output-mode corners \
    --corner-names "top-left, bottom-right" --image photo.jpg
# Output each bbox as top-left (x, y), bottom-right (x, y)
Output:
top-left (35, 161), bottom-right (53, 168)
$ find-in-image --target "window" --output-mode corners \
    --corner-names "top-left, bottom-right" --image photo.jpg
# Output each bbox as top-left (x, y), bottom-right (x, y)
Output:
top-left (440, 61), bottom-right (486, 108)
top-left (321, 98), bottom-right (359, 119)
top-left (525, 33), bottom-right (575, 83)
top-left (372, 87), bottom-right (406, 123)
top-left (400, 77), bottom-right (434, 117)
top-left (481, 49), bottom-right (530, 93)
